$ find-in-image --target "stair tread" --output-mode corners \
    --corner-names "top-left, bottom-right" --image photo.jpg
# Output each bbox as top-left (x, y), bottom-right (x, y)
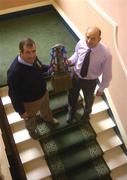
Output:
top-left (10, 120), bottom-right (25, 133)
top-left (7, 111), bottom-right (22, 124)
top-left (50, 91), bottom-right (82, 111)
top-left (90, 110), bottom-right (115, 133)
top-left (97, 128), bottom-right (122, 152)
top-left (92, 96), bottom-right (109, 114)
top-left (111, 163), bottom-right (127, 180)
top-left (4, 103), bottom-right (15, 113)
top-left (68, 157), bottom-right (110, 179)
top-left (3, 101), bottom-right (23, 124)
top-left (104, 146), bottom-right (127, 170)
top-left (24, 157), bottom-right (51, 180)
top-left (0, 86), bottom-right (8, 97)
top-left (80, 90), bottom-right (109, 115)
top-left (1, 96), bottom-right (11, 105)
top-left (45, 140), bottom-right (102, 172)
top-left (17, 139), bottom-right (44, 164)
top-left (13, 129), bottom-right (30, 144)
top-left (41, 123), bottom-right (95, 155)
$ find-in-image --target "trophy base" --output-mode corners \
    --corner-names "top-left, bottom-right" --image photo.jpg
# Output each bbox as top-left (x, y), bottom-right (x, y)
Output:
top-left (51, 72), bottom-right (72, 93)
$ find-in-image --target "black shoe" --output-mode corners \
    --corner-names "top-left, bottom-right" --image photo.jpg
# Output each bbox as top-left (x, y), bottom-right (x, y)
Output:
top-left (29, 130), bottom-right (39, 140)
top-left (80, 113), bottom-right (90, 122)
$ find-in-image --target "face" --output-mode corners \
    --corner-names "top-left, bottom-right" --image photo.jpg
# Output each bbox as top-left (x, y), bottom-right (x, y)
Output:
top-left (20, 44), bottom-right (36, 64)
top-left (85, 28), bottom-right (101, 48)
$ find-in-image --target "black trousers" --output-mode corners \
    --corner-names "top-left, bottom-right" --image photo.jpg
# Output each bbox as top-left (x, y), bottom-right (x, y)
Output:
top-left (68, 72), bottom-right (97, 119)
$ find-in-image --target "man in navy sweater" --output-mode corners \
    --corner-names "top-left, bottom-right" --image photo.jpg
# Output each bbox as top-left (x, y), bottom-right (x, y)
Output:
top-left (7, 38), bottom-right (58, 139)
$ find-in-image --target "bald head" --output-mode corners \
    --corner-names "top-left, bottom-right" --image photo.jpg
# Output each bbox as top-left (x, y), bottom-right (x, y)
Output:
top-left (87, 26), bottom-right (101, 36)
top-left (85, 26), bottom-right (101, 48)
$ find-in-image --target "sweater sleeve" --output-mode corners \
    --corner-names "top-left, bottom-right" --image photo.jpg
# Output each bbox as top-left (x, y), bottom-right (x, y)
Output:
top-left (7, 71), bottom-right (25, 115)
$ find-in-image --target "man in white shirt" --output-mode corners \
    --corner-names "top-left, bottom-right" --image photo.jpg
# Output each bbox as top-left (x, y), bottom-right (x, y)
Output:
top-left (67, 26), bottom-right (112, 123)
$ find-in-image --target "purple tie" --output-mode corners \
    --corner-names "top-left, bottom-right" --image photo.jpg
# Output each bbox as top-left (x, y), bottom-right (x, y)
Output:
top-left (80, 49), bottom-right (91, 77)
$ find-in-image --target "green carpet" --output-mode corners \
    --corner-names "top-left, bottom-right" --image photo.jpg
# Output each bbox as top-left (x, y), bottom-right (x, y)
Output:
top-left (0, 7), bottom-right (77, 86)
top-left (38, 78), bottom-right (111, 180)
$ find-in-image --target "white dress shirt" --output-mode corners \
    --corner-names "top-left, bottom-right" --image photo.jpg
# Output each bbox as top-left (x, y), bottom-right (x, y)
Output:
top-left (69, 39), bottom-right (112, 92)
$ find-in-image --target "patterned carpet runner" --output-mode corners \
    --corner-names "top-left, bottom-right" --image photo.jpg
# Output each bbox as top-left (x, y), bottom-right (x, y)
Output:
top-left (37, 79), bottom-right (111, 180)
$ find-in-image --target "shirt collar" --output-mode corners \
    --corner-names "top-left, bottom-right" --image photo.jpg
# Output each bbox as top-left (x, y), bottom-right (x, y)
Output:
top-left (18, 55), bottom-right (33, 66)
top-left (90, 43), bottom-right (101, 52)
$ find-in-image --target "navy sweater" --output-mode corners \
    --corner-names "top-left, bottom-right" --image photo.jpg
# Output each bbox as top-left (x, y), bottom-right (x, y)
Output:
top-left (7, 56), bottom-right (50, 114)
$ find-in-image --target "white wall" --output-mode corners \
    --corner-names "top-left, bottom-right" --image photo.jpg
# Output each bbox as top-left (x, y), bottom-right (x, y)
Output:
top-left (54, 0), bottom-right (127, 147)
top-left (94, 0), bottom-right (127, 68)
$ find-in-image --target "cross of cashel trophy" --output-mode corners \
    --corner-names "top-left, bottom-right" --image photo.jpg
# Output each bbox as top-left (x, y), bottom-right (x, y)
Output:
top-left (50, 44), bottom-right (72, 93)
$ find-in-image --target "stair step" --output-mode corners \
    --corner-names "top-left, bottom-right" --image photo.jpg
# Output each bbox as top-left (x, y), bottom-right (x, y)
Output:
top-left (41, 123), bottom-right (95, 156)
top-left (90, 110), bottom-right (115, 133)
top-left (7, 111), bottom-right (22, 125)
top-left (1, 95), bottom-right (11, 105)
top-left (50, 91), bottom-right (67, 111)
top-left (10, 120), bottom-right (25, 133)
top-left (13, 129), bottom-right (30, 144)
top-left (24, 157), bottom-right (51, 180)
top-left (3, 103), bottom-right (23, 124)
top-left (80, 90), bottom-right (109, 115)
top-left (0, 86), bottom-right (10, 106)
top-left (111, 163), bottom-right (127, 180)
top-left (50, 91), bottom-right (82, 112)
top-left (92, 96), bottom-right (109, 114)
top-left (55, 140), bottom-right (102, 172)
top-left (104, 146), bottom-right (127, 170)
top-left (97, 128), bottom-right (122, 152)
top-left (17, 139), bottom-right (44, 164)
top-left (0, 86), bottom-right (8, 97)
top-left (4, 103), bottom-right (15, 114)
top-left (68, 157), bottom-right (110, 179)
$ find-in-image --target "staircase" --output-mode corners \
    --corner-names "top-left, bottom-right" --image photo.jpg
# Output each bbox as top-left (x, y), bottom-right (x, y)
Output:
top-left (0, 85), bottom-right (52, 180)
top-left (0, 79), bottom-right (127, 180)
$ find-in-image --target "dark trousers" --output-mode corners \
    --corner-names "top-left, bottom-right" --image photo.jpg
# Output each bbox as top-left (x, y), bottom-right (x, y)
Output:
top-left (68, 72), bottom-right (97, 119)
